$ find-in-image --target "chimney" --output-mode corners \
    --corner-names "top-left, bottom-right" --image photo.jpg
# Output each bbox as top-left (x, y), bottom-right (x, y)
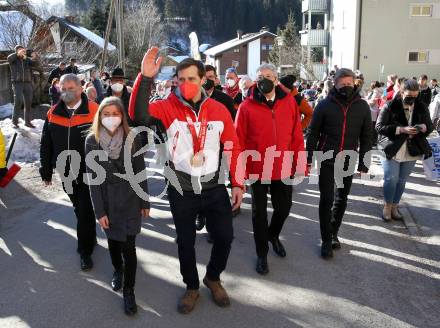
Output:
top-left (237, 30), bottom-right (243, 39)
top-left (64, 16), bottom-right (75, 24)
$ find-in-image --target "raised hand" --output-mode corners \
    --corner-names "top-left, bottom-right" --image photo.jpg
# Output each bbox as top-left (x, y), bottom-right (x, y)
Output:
top-left (141, 47), bottom-right (163, 78)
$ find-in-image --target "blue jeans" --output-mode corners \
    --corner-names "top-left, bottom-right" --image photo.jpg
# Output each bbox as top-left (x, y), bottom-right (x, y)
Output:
top-left (380, 158), bottom-right (416, 204)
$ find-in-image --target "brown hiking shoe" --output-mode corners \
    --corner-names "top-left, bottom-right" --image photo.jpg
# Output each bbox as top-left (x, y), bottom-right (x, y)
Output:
top-left (203, 276), bottom-right (231, 307)
top-left (177, 289), bottom-right (200, 314)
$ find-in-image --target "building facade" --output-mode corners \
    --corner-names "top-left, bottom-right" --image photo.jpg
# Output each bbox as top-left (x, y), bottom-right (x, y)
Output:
top-left (329, 0), bottom-right (440, 82)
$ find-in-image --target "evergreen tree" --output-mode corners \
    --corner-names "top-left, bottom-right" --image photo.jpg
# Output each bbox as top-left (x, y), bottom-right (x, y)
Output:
top-left (83, 1), bottom-right (107, 36)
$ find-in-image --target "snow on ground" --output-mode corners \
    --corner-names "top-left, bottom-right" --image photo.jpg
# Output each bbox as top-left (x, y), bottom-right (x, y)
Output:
top-left (0, 103), bottom-right (13, 119)
top-left (0, 118), bottom-right (44, 165)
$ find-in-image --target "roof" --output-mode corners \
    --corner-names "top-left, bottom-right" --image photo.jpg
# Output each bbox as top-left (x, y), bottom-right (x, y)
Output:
top-left (0, 11), bottom-right (33, 51)
top-left (204, 30), bottom-right (277, 57)
top-left (49, 17), bottom-right (116, 52)
top-left (168, 55), bottom-right (189, 63)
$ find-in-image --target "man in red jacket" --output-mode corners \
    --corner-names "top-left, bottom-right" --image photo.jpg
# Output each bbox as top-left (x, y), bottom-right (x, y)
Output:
top-left (130, 47), bottom-right (244, 314)
top-left (235, 63), bottom-right (306, 275)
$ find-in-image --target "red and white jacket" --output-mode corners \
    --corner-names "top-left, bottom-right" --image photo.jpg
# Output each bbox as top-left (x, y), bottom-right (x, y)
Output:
top-left (129, 74), bottom-right (244, 192)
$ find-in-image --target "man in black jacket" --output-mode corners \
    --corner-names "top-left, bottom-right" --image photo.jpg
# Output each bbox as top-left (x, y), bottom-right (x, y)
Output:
top-left (48, 62), bottom-right (66, 84)
top-left (7, 45), bottom-right (43, 128)
top-left (418, 75), bottom-right (432, 107)
top-left (306, 68), bottom-right (373, 259)
top-left (65, 58), bottom-right (79, 75)
top-left (105, 67), bottom-right (133, 125)
top-left (40, 74), bottom-right (99, 271)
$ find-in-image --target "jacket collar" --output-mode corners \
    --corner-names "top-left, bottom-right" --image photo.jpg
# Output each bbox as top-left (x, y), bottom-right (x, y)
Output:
top-left (52, 93), bottom-right (91, 117)
top-left (248, 85), bottom-right (287, 105)
top-left (329, 87), bottom-right (361, 106)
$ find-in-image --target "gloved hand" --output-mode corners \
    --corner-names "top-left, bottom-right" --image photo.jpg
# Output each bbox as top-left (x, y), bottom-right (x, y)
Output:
top-left (0, 167), bottom-right (7, 179)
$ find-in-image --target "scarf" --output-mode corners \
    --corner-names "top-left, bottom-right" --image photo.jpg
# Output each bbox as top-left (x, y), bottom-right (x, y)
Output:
top-left (99, 126), bottom-right (124, 160)
top-left (225, 82), bottom-right (240, 99)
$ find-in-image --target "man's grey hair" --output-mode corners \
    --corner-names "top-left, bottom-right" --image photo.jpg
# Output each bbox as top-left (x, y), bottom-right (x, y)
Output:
top-left (402, 78), bottom-right (420, 92)
top-left (60, 73), bottom-right (81, 86)
top-left (334, 68), bottom-right (355, 84)
top-left (239, 75), bottom-right (252, 89)
top-left (256, 63), bottom-right (278, 78)
top-left (85, 86), bottom-right (97, 97)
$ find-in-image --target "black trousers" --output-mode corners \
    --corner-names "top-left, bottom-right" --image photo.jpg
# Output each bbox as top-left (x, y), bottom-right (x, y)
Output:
top-left (12, 82), bottom-right (33, 125)
top-left (108, 236), bottom-right (137, 289)
top-left (318, 162), bottom-right (354, 242)
top-left (168, 186), bottom-right (233, 290)
top-left (251, 180), bottom-right (293, 257)
top-left (63, 181), bottom-right (97, 256)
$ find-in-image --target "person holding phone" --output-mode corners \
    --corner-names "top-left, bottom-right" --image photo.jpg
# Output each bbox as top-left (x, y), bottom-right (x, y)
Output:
top-left (85, 96), bottom-right (150, 316)
top-left (376, 79), bottom-right (433, 221)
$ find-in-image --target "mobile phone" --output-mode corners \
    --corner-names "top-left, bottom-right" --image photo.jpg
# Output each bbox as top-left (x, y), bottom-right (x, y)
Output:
top-left (412, 125), bottom-right (422, 132)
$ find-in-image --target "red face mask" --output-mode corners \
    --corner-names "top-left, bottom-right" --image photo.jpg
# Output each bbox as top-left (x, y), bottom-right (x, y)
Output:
top-left (179, 81), bottom-right (200, 101)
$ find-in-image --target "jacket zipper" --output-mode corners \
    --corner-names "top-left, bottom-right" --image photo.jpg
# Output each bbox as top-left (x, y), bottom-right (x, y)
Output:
top-left (340, 107), bottom-right (348, 152)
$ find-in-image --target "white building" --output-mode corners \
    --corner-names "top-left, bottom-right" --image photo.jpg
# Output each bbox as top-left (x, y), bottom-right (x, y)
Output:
top-left (301, 0), bottom-right (440, 82)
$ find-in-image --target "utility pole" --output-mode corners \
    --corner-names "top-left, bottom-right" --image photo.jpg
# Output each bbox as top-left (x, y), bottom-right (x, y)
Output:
top-left (115, 0), bottom-right (125, 72)
top-left (100, 0), bottom-right (116, 72)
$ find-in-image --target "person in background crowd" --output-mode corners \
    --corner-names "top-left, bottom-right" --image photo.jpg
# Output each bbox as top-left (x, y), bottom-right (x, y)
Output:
top-left (48, 62), bottom-right (66, 84)
top-left (306, 68), bottom-right (372, 259)
top-left (0, 128), bottom-right (6, 180)
top-left (366, 81), bottom-right (382, 146)
top-left (376, 79), bottom-right (433, 221)
top-left (171, 73), bottom-right (179, 92)
top-left (430, 78), bottom-right (440, 101)
top-left (65, 58), bottom-right (79, 75)
top-left (90, 69), bottom-right (105, 102)
top-left (130, 48), bottom-right (244, 314)
top-left (354, 78), bottom-right (366, 98)
top-left (40, 74), bottom-right (99, 271)
top-left (429, 91), bottom-right (440, 132)
top-left (392, 77), bottom-right (405, 100)
top-left (235, 64), bottom-right (306, 275)
top-left (214, 77), bottom-right (223, 91)
top-left (49, 78), bottom-right (61, 106)
top-left (316, 79), bottom-right (333, 104)
top-left (85, 86), bottom-right (98, 103)
top-left (85, 96), bottom-right (150, 316)
top-left (106, 68), bottom-right (133, 125)
top-left (7, 45), bottom-right (43, 129)
top-left (380, 74), bottom-right (398, 108)
top-left (238, 75), bottom-right (254, 100)
top-left (418, 74), bottom-right (432, 107)
top-left (279, 75), bottom-right (313, 131)
top-left (101, 72), bottom-right (111, 89)
top-left (224, 67), bottom-right (242, 108)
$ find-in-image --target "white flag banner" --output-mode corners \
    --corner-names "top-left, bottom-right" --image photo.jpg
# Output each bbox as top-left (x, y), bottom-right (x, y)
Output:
top-left (189, 32), bottom-right (201, 61)
top-left (423, 136), bottom-right (440, 181)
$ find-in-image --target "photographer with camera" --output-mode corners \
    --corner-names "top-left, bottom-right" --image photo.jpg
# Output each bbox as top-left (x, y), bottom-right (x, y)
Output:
top-left (376, 79), bottom-right (434, 222)
top-left (7, 45), bottom-right (43, 128)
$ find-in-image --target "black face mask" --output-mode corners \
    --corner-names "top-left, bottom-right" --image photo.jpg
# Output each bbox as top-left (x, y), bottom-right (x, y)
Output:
top-left (257, 78), bottom-right (274, 94)
top-left (403, 96), bottom-right (416, 106)
top-left (203, 79), bottom-right (215, 91)
top-left (337, 86), bottom-right (354, 99)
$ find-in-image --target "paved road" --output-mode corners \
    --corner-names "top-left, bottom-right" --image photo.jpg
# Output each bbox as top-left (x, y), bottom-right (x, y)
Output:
top-left (0, 158), bottom-right (439, 328)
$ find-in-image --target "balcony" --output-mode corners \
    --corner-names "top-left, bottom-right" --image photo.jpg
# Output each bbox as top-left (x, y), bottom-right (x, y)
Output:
top-left (300, 29), bottom-right (329, 47)
top-left (302, 0), bottom-right (329, 12)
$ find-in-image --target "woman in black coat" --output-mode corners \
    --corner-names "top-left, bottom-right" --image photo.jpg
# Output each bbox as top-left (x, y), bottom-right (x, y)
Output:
top-left (85, 96), bottom-right (150, 316)
top-left (376, 79), bottom-right (433, 221)
top-left (48, 78), bottom-right (61, 106)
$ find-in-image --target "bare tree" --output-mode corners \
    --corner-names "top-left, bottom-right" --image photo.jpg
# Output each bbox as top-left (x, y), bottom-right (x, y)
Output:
top-left (123, 0), bottom-right (166, 69)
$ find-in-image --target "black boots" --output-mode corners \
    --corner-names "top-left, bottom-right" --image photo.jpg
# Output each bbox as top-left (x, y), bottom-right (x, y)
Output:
top-left (123, 288), bottom-right (138, 316)
top-left (331, 234), bottom-right (341, 250)
top-left (256, 256), bottom-right (269, 275)
top-left (270, 238), bottom-right (287, 258)
top-left (80, 255), bottom-right (93, 271)
top-left (111, 270), bottom-right (123, 291)
top-left (321, 241), bottom-right (333, 259)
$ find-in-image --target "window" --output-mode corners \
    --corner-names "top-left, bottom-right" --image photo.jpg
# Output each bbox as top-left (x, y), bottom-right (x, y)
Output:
top-left (408, 51), bottom-right (429, 63)
top-left (411, 4), bottom-right (432, 17)
top-left (233, 48), bottom-right (240, 53)
top-left (64, 42), bottom-right (76, 54)
top-left (261, 44), bottom-right (273, 51)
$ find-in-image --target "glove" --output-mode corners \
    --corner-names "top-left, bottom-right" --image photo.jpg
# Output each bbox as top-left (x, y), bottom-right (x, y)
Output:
top-left (0, 167), bottom-right (7, 179)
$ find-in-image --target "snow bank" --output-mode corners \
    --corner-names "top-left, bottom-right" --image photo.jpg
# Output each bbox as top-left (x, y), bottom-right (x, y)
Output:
top-left (0, 103), bottom-right (13, 119)
top-left (0, 118), bottom-right (44, 165)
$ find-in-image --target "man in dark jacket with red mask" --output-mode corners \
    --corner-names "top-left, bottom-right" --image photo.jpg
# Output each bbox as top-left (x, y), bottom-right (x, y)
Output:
top-left (306, 68), bottom-right (372, 259)
top-left (235, 63), bottom-right (306, 275)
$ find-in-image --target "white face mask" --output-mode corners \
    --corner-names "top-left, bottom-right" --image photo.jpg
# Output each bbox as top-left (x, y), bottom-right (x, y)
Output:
top-left (111, 83), bottom-right (124, 93)
top-left (102, 116), bottom-right (122, 132)
top-left (227, 79), bottom-right (236, 88)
